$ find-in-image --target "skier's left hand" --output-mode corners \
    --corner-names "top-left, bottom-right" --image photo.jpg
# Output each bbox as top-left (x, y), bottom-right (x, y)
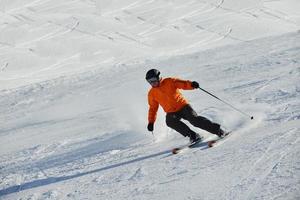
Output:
top-left (191, 81), bottom-right (199, 88)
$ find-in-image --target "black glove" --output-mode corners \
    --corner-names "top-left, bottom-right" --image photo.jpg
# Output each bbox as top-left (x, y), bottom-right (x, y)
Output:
top-left (147, 123), bottom-right (154, 132)
top-left (191, 81), bottom-right (199, 88)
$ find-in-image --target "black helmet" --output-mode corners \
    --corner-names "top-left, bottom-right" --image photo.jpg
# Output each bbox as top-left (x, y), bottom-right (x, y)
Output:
top-left (145, 69), bottom-right (160, 81)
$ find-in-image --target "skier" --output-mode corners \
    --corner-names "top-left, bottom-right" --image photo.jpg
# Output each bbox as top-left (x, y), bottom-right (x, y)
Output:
top-left (145, 69), bottom-right (226, 143)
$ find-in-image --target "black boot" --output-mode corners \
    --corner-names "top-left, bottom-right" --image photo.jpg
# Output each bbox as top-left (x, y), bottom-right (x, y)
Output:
top-left (216, 129), bottom-right (226, 138)
top-left (189, 133), bottom-right (202, 143)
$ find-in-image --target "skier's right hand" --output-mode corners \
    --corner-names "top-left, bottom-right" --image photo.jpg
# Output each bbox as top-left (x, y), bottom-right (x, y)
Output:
top-left (147, 123), bottom-right (154, 132)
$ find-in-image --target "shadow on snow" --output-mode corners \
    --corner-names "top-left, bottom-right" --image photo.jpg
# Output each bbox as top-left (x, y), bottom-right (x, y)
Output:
top-left (0, 149), bottom-right (170, 197)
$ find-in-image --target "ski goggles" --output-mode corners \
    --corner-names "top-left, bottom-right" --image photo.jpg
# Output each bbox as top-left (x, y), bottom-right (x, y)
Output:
top-left (147, 77), bottom-right (159, 84)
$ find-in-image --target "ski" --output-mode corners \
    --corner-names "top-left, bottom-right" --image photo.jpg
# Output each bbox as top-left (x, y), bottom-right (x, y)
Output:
top-left (171, 132), bottom-right (232, 154)
top-left (171, 139), bottom-right (205, 154)
top-left (207, 132), bottom-right (231, 147)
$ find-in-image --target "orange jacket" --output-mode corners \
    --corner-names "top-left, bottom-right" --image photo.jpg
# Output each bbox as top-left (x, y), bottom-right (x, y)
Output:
top-left (148, 77), bottom-right (194, 123)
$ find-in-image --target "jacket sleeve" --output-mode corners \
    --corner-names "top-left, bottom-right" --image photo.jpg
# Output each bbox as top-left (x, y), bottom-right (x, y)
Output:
top-left (148, 91), bottom-right (159, 123)
top-left (173, 78), bottom-right (194, 90)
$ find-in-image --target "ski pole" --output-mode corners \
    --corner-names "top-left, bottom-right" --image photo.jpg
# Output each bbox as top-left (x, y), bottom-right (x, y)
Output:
top-left (198, 87), bottom-right (254, 120)
top-left (151, 131), bottom-right (155, 142)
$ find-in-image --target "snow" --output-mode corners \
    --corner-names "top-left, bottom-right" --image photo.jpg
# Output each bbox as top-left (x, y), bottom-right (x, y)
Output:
top-left (0, 0), bottom-right (300, 199)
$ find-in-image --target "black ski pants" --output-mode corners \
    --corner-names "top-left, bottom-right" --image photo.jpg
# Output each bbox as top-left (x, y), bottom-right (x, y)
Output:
top-left (166, 104), bottom-right (221, 137)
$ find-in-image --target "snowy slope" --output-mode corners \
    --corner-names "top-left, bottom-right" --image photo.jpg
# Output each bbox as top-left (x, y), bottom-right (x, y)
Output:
top-left (1, 32), bottom-right (299, 200)
top-left (1, 0), bottom-right (300, 200)
top-left (0, 0), bottom-right (299, 90)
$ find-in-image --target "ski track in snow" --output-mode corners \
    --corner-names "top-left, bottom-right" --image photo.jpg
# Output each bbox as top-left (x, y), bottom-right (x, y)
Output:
top-left (0, 0), bottom-right (300, 199)
top-left (0, 0), bottom-right (299, 89)
top-left (227, 127), bottom-right (300, 200)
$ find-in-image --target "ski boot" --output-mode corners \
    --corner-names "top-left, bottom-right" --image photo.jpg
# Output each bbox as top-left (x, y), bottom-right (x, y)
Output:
top-left (189, 133), bottom-right (202, 144)
top-left (216, 129), bottom-right (227, 138)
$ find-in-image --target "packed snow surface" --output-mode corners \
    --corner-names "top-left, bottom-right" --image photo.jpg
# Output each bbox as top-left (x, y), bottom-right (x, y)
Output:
top-left (0, 0), bottom-right (300, 199)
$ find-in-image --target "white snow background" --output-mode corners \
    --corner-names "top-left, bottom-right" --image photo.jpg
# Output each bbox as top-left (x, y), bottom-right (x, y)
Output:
top-left (0, 0), bottom-right (299, 199)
